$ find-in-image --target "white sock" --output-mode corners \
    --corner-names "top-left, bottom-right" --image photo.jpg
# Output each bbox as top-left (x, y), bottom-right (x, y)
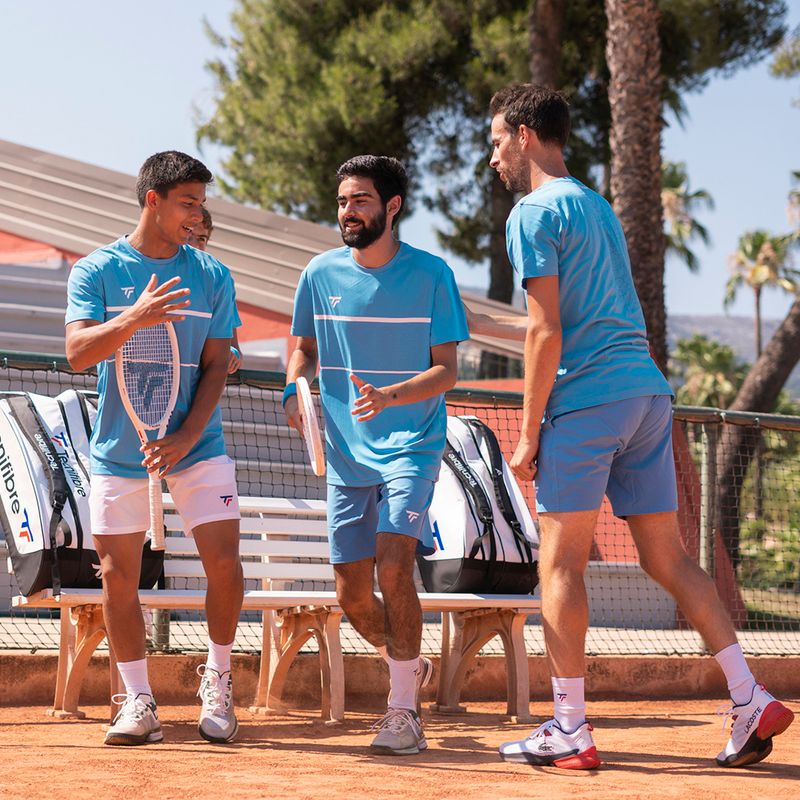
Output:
top-left (377, 645), bottom-right (389, 663)
top-left (715, 643), bottom-right (756, 705)
top-left (206, 639), bottom-right (234, 675)
top-left (552, 676), bottom-right (586, 733)
top-left (117, 658), bottom-right (152, 698)
top-left (387, 656), bottom-right (420, 711)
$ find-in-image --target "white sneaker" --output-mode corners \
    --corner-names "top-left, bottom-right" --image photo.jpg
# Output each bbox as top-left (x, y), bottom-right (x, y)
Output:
top-left (370, 708), bottom-right (428, 755)
top-left (104, 692), bottom-right (163, 746)
top-left (716, 684), bottom-right (794, 767)
top-left (499, 719), bottom-right (600, 769)
top-left (197, 665), bottom-right (239, 743)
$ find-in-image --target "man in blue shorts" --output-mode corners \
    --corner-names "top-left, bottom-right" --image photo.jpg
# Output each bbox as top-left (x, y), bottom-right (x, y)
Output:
top-left (284, 155), bottom-right (468, 755)
top-left (65, 152), bottom-right (243, 746)
top-left (468, 83), bottom-right (794, 769)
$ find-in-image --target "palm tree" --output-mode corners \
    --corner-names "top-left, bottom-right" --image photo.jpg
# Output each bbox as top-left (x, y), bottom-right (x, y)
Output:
top-left (605, 0), bottom-right (667, 370)
top-left (724, 230), bottom-right (799, 357)
top-left (662, 161), bottom-right (714, 273)
top-left (670, 335), bottom-right (747, 408)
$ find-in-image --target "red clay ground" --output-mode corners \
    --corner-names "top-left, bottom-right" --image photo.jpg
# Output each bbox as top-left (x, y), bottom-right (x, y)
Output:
top-left (1, 699), bottom-right (797, 799)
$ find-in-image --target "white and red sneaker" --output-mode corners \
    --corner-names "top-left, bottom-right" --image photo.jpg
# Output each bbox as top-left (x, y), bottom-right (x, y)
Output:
top-left (499, 719), bottom-right (600, 769)
top-left (716, 684), bottom-right (794, 767)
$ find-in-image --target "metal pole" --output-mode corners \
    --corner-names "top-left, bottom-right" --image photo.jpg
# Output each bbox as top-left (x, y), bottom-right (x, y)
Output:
top-left (699, 422), bottom-right (718, 577)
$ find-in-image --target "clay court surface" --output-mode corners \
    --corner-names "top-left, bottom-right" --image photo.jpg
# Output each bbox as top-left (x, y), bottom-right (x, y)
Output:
top-left (1, 699), bottom-right (797, 799)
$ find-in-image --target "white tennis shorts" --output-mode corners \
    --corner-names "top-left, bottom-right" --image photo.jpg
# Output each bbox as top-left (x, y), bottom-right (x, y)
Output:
top-left (90, 455), bottom-right (241, 536)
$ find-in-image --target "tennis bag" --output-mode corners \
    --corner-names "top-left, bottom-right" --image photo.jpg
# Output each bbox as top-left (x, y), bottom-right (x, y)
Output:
top-left (418, 416), bottom-right (539, 594)
top-left (0, 390), bottom-right (163, 597)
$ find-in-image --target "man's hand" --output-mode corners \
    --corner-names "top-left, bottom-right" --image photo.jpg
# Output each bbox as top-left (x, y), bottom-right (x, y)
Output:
top-left (124, 274), bottom-right (191, 329)
top-left (228, 348), bottom-right (241, 374)
top-left (510, 431), bottom-right (540, 483)
top-left (140, 428), bottom-right (200, 478)
top-left (284, 395), bottom-right (303, 436)
top-left (350, 373), bottom-right (390, 422)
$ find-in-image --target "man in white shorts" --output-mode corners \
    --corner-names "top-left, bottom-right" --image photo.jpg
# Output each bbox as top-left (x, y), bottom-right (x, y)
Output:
top-left (65, 151), bottom-right (243, 746)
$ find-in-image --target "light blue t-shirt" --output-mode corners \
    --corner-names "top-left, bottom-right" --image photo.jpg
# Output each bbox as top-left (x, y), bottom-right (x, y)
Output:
top-left (506, 177), bottom-right (672, 417)
top-left (66, 236), bottom-right (236, 477)
top-left (291, 243), bottom-right (468, 486)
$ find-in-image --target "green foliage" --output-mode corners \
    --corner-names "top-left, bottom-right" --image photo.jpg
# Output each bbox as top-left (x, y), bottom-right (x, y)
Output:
top-left (739, 507), bottom-right (800, 591)
top-left (662, 161), bottom-right (714, 272)
top-left (669, 334), bottom-right (748, 407)
top-left (771, 23), bottom-right (800, 79)
top-left (198, 0), bottom-right (786, 259)
top-left (725, 229), bottom-right (799, 307)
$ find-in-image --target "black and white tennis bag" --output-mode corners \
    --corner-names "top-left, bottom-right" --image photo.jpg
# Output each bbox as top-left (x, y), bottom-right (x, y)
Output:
top-left (0, 390), bottom-right (163, 597)
top-left (418, 416), bottom-right (539, 594)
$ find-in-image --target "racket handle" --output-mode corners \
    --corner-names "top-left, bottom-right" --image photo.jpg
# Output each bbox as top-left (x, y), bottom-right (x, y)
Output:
top-left (148, 472), bottom-right (165, 551)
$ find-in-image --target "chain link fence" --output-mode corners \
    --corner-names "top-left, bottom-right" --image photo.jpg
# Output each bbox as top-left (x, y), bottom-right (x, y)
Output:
top-left (1, 350), bottom-right (798, 657)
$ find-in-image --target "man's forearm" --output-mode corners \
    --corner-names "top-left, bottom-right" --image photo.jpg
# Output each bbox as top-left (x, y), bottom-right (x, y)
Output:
top-left (521, 325), bottom-right (561, 437)
top-left (286, 347), bottom-right (318, 384)
top-left (66, 313), bottom-right (140, 372)
top-left (468, 311), bottom-right (527, 342)
top-left (381, 364), bottom-right (456, 407)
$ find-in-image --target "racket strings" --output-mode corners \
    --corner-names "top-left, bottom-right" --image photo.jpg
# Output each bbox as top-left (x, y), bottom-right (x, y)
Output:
top-left (121, 325), bottom-right (175, 427)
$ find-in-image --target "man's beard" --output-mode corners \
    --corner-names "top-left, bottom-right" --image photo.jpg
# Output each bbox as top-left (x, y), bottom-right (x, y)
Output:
top-left (339, 207), bottom-right (387, 249)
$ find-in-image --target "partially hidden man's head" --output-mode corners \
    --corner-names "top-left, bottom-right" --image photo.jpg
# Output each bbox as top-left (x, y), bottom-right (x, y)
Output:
top-left (489, 84), bottom-right (571, 193)
top-left (189, 206), bottom-right (214, 251)
top-left (135, 151), bottom-right (213, 246)
top-left (335, 155), bottom-right (409, 249)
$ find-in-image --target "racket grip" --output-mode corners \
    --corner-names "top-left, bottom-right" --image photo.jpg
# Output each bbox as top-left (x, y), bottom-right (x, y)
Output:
top-left (148, 472), bottom-right (165, 551)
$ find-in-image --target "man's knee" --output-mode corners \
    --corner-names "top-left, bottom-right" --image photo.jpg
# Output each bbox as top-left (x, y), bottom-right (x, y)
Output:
top-left (100, 557), bottom-right (140, 597)
top-left (205, 550), bottom-right (243, 586)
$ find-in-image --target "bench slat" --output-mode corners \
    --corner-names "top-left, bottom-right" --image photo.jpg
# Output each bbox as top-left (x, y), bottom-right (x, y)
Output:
top-left (163, 537), bottom-right (330, 559)
top-left (14, 588), bottom-right (539, 614)
top-left (163, 514), bottom-right (329, 538)
top-left (164, 560), bottom-right (335, 581)
top-left (164, 494), bottom-right (326, 517)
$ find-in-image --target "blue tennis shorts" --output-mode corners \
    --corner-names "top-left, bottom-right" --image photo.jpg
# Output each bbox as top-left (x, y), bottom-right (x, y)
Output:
top-left (326, 477), bottom-right (436, 564)
top-left (535, 394), bottom-right (678, 517)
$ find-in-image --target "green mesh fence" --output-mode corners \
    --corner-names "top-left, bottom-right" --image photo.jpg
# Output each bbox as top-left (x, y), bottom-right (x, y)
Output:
top-left (1, 351), bottom-right (798, 657)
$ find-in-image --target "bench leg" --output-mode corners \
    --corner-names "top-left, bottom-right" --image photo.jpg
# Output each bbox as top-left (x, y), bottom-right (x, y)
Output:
top-left (500, 610), bottom-right (532, 724)
top-left (47, 605), bottom-right (107, 721)
top-left (250, 607), bottom-right (345, 723)
top-left (430, 609), bottom-right (532, 723)
top-left (317, 610), bottom-right (344, 725)
top-left (249, 609), bottom-right (286, 714)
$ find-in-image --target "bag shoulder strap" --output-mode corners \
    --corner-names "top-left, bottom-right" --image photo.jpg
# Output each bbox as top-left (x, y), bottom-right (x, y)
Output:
top-left (443, 440), bottom-right (496, 561)
top-left (464, 418), bottom-right (534, 563)
top-left (7, 395), bottom-right (66, 597)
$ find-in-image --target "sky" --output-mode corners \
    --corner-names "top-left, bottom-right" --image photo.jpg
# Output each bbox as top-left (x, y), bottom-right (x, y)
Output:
top-left (2, 0), bottom-right (799, 321)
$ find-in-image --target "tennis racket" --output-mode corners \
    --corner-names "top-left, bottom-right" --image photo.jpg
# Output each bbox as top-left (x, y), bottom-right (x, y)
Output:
top-left (296, 376), bottom-right (325, 477)
top-left (116, 321), bottom-right (180, 551)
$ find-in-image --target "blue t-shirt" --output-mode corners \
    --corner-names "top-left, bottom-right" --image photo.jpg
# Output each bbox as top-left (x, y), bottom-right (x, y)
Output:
top-left (291, 243), bottom-right (468, 486)
top-left (506, 177), bottom-right (672, 417)
top-left (66, 236), bottom-right (236, 477)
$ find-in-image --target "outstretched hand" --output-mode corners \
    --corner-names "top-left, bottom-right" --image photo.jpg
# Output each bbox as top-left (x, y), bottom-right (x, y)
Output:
top-left (127, 274), bottom-right (191, 329)
top-left (350, 373), bottom-right (390, 422)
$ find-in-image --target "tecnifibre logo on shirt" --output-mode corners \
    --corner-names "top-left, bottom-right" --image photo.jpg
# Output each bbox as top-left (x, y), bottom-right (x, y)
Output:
top-left (122, 286), bottom-right (135, 299)
top-left (329, 296), bottom-right (342, 308)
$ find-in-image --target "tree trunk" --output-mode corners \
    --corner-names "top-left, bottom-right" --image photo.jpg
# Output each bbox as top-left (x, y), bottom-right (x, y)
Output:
top-left (754, 286), bottom-right (763, 358)
top-left (479, 173), bottom-right (518, 378)
top-left (529, 0), bottom-right (566, 88)
top-left (605, 0), bottom-right (667, 371)
top-left (716, 295), bottom-right (800, 565)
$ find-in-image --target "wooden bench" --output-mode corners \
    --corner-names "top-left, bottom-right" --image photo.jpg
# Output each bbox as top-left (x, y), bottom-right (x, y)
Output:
top-left (13, 495), bottom-right (540, 724)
